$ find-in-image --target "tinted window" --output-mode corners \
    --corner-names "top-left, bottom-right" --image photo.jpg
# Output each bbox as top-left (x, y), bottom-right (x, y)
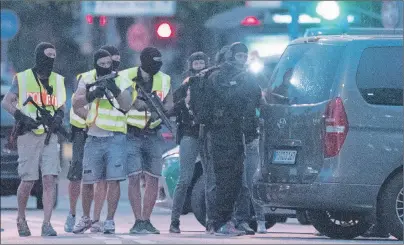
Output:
top-left (356, 46), bottom-right (403, 106)
top-left (268, 44), bottom-right (345, 104)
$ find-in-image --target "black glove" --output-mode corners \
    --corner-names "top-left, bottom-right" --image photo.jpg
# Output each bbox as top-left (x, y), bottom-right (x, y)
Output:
top-left (150, 111), bottom-right (160, 121)
top-left (86, 86), bottom-right (105, 103)
top-left (52, 109), bottom-right (64, 128)
top-left (14, 110), bottom-right (39, 131)
top-left (105, 78), bottom-right (121, 98)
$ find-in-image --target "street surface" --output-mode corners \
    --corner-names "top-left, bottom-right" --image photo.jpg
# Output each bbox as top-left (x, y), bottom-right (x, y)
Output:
top-left (1, 167), bottom-right (401, 244)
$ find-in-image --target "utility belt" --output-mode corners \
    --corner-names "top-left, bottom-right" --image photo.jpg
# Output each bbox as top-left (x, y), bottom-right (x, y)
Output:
top-left (127, 125), bottom-right (160, 137)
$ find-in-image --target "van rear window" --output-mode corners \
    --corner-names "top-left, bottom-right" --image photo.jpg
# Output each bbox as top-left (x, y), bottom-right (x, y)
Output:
top-left (268, 44), bottom-right (345, 104)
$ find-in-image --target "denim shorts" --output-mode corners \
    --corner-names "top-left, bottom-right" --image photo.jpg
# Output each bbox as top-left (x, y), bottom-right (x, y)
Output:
top-left (82, 133), bottom-right (127, 184)
top-left (127, 133), bottom-right (163, 178)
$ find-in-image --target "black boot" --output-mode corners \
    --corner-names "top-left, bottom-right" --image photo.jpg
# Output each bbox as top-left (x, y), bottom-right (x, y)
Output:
top-left (362, 224), bottom-right (390, 238)
top-left (169, 220), bottom-right (181, 234)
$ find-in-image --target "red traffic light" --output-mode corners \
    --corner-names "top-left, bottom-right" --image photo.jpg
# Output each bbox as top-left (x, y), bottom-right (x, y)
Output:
top-left (156, 22), bottom-right (173, 38)
top-left (241, 16), bottom-right (261, 26)
top-left (86, 14), bottom-right (94, 24)
top-left (99, 16), bottom-right (107, 27)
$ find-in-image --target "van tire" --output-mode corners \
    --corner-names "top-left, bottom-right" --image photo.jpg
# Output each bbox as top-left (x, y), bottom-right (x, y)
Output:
top-left (308, 210), bottom-right (372, 239)
top-left (191, 176), bottom-right (206, 227)
top-left (379, 173), bottom-right (403, 240)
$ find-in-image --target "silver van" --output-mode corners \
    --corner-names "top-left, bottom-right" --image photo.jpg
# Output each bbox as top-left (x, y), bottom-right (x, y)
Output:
top-left (253, 35), bottom-right (403, 240)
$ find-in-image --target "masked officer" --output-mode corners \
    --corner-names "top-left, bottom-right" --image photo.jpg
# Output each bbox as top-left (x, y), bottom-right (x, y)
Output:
top-left (120, 47), bottom-right (173, 234)
top-left (1, 42), bottom-right (66, 237)
top-left (72, 49), bottom-right (134, 234)
top-left (169, 52), bottom-right (209, 233)
top-left (64, 45), bottom-right (122, 233)
top-left (201, 42), bottom-right (261, 236)
top-left (186, 46), bottom-right (230, 234)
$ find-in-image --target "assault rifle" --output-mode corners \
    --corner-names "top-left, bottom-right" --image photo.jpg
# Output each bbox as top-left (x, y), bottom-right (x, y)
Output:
top-left (134, 79), bottom-right (173, 133)
top-left (85, 72), bottom-right (118, 90)
top-left (23, 96), bottom-right (71, 145)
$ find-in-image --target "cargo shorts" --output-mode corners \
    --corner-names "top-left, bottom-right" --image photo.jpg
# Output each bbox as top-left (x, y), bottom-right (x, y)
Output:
top-left (17, 132), bottom-right (60, 181)
top-left (127, 133), bottom-right (163, 178)
top-left (82, 133), bottom-right (127, 184)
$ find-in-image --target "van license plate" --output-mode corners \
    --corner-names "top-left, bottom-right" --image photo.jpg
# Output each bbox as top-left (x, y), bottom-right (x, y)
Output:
top-left (272, 150), bottom-right (297, 164)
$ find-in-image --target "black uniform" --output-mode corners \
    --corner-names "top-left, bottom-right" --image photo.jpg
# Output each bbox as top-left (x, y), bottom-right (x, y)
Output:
top-left (204, 60), bottom-right (261, 231)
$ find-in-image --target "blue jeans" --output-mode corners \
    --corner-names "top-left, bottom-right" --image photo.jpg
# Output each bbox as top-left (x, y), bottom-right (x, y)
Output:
top-left (82, 133), bottom-right (127, 184)
top-left (233, 139), bottom-right (265, 223)
top-left (171, 136), bottom-right (200, 221)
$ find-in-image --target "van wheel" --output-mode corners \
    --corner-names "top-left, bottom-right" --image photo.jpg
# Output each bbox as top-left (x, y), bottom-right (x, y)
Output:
top-left (307, 210), bottom-right (371, 239)
top-left (191, 176), bottom-right (206, 227)
top-left (296, 210), bottom-right (311, 225)
top-left (379, 173), bottom-right (403, 240)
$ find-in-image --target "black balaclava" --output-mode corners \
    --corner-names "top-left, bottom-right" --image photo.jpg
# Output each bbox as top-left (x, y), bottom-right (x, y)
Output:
top-left (140, 47), bottom-right (163, 75)
top-left (93, 49), bottom-right (113, 77)
top-left (226, 42), bottom-right (249, 67)
top-left (33, 42), bottom-right (56, 78)
top-left (215, 45), bottom-right (230, 66)
top-left (188, 51), bottom-right (209, 74)
top-left (101, 45), bottom-right (120, 71)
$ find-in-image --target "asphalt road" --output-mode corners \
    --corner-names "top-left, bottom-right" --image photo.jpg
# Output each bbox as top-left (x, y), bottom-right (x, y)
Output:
top-left (1, 176), bottom-right (401, 244)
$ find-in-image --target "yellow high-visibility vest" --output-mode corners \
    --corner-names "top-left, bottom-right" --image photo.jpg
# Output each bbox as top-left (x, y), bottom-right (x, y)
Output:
top-left (120, 67), bottom-right (171, 129)
top-left (84, 74), bottom-right (132, 133)
top-left (17, 69), bottom-right (66, 135)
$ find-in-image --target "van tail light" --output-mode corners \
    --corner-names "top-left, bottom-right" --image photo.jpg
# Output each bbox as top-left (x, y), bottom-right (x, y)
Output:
top-left (324, 97), bottom-right (349, 158)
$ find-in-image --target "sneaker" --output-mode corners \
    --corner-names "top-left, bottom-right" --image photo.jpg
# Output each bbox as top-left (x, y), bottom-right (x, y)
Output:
top-left (143, 220), bottom-right (160, 234)
top-left (90, 221), bottom-right (104, 233)
top-left (236, 222), bottom-right (255, 235)
top-left (130, 220), bottom-right (146, 234)
top-left (103, 220), bottom-right (115, 234)
top-left (215, 222), bottom-right (246, 237)
top-left (256, 221), bottom-right (267, 234)
top-left (41, 222), bottom-right (57, 237)
top-left (73, 216), bottom-right (92, 234)
top-left (17, 218), bottom-right (31, 237)
top-left (169, 220), bottom-right (180, 234)
top-left (64, 214), bottom-right (76, 233)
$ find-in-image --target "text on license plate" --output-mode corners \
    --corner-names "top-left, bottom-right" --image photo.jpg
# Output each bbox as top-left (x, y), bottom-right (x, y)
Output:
top-left (272, 150), bottom-right (297, 164)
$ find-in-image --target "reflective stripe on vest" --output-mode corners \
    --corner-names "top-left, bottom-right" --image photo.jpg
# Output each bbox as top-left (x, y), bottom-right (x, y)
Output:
top-left (17, 69), bottom-right (66, 135)
top-left (85, 75), bottom-right (132, 133)
top-left (69, 70), bottom-right (95, 129)
top-left (76, 69), bottom-right (96, 81)
top-left (121, 67), bottom-right (170, 129)
top-left (69, 93), bottom-right (87, 128)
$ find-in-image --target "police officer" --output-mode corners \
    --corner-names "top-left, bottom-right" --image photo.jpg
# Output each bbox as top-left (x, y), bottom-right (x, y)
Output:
top-left (72, 49), bottom-right (134, 234)
top-left (121, 47), bottom-right (173, 234)
top-left (169, 52), bottom-right (209, 233)
top-left (185, 46), bottom-right (231, 234)
top-left (202, 42), bottom-right (261, 236)
top-left (64, 45), bottom-right (122, 233)
top-left (1, 42), bottom-right (66, 237)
